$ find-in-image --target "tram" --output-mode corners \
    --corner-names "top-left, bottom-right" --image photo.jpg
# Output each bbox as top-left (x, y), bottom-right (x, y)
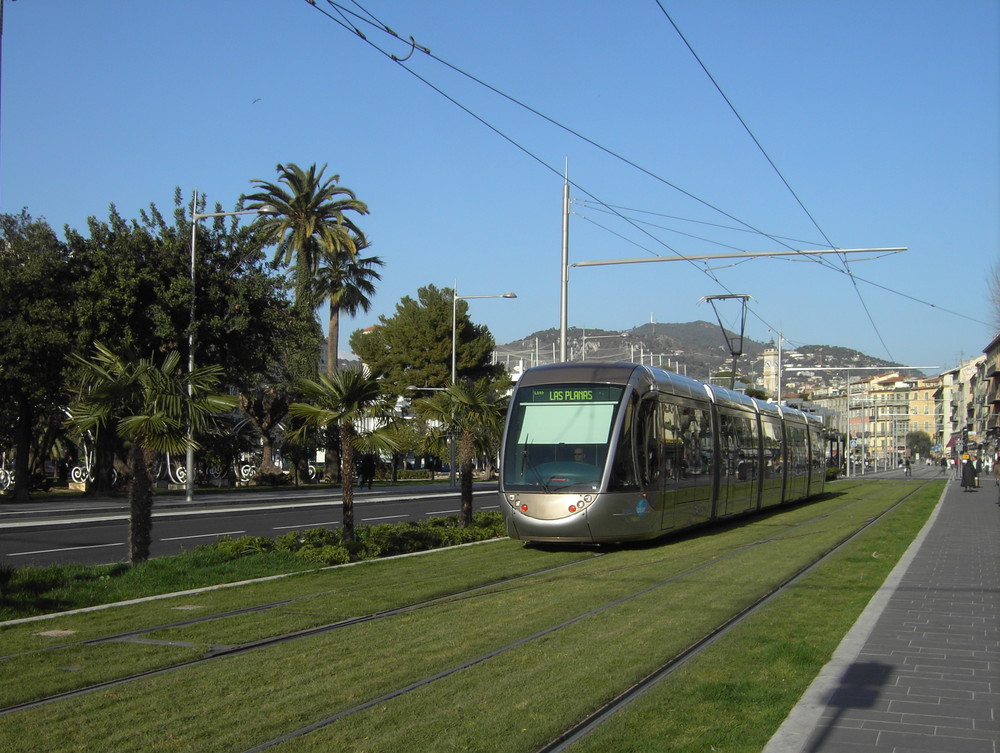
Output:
top-left (498, 362), bottom-right (826, 543)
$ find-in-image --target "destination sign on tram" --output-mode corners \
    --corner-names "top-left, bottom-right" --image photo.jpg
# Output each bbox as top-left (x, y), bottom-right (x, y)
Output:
top-left (528, 386), bottom-right (618, 403)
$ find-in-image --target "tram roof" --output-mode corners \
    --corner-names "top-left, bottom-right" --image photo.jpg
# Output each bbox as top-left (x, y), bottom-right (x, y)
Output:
top-left (514, 362), bottom-right (818, 425)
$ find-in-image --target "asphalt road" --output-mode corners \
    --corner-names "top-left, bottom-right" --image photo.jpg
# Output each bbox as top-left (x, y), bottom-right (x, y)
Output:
top-left (0, 483), bottom-right (502, 567)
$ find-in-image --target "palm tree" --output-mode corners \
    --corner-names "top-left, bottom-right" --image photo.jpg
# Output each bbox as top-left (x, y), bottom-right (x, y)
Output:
top-left (415, 383), bottom-right (507, 526)
top-left (288, 366), bottom-right (398, 541)
top-left (310, 235), bottom-right (384, 376)
top-left (244, 162), bottom-right (369, 307)
top-left (67, 344), bottom-right (237, 563)
top-left (306, 236), bottom-right (384, 481)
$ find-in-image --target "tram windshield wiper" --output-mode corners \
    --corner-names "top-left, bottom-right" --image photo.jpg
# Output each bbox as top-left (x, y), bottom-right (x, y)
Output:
top-left (519, 439), bottom-right (551, 492)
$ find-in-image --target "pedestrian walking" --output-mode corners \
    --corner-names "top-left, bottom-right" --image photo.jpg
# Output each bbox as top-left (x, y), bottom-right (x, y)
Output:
top-left (358, 453), bottom-right (376, 490)
top-left (961, 456), bottom-right (977, 492)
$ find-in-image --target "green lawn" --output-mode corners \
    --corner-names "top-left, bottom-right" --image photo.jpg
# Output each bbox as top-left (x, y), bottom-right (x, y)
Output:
top-left (0, 480), bottom-right (942, 753)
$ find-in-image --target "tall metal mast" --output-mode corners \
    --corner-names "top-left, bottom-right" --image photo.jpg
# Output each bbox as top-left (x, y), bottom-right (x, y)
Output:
top-left (559, 162), bottom-right (570, 362)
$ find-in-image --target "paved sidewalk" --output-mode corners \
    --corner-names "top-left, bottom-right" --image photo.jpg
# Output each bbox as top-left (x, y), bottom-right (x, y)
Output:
top-left (765, 473), bottom-right (1000, 752)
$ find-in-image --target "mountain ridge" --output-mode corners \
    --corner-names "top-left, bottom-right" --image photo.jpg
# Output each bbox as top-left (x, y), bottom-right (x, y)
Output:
top-left (495, 320), bottom-right (915, 389)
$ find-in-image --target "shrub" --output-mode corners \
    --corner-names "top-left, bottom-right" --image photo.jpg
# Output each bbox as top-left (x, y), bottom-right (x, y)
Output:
top-left (296, 544), bottom-right (351, 566)
top-left (214, 535), bottom-right (275, 556)
top-left (274, 530), bottom-right (305, 552)
top-left (393, 469), bottom-right (432, 480)
top-left (253, 472), bottom-right (291, 486)
top-left (201, 514), bottom-right (505, 572)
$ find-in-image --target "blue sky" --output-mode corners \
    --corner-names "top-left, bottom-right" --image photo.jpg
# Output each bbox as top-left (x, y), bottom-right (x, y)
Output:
top-left (2, 1), bottom-right (997, 375)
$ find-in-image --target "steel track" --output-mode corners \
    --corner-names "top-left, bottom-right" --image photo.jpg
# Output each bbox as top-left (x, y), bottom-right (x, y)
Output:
top-left (535, 481), bottom-right (930, 753)
top-left (235, 481), bottom-right (928, 753)
top-left (2, 478), bottom-right (917, 747)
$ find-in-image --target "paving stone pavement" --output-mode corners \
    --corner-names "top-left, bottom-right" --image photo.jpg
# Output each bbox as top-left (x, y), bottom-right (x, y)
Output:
top-left (765, 473), bottom-right (999, 753)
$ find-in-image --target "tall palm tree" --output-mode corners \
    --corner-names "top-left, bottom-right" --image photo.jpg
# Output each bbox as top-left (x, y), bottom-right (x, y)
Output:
top-left (244, 163), bottom-right (368, 307)
top-left (306, 236), bottom-right (384, 481)
top-left (67, 344), bottom-right (237, 563)
top-left (415, 383), bottom-right (507, 526)
top-left (288, 366), bottom-right (398, 540)
top-left (310, 235), bottom-right (384, 376)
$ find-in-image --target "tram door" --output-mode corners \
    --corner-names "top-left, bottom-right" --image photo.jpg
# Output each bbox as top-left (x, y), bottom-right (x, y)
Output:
top-left (783, 420), bottom-right (809, 501)
top-left (716, 408), bottom-right (760, 517)
top-left (659, 399), bottom-right (714, 530)
top-left (759, 415), bottom-right (785, 509)
top-left (807, 422), bottom-right (826, 496)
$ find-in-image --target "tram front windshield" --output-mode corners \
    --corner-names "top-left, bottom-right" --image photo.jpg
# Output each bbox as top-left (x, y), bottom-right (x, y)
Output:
top-left (502, 384), bottom-right (625, 491)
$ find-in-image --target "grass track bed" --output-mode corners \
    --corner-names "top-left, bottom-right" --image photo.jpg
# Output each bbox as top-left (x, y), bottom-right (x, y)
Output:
top-left (0, 481), bottom-right (941, 752)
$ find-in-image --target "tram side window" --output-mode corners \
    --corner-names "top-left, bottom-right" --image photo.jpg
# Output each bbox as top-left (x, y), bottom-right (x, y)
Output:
top-left (719, 413), bottom-right (739, 479)
top-left (660, 402), bottom-right (685, 480)
top-left (729, 412), bottom-right (758, 480)
top-left (638, 399), bottom-right (660, 487)
top-left (691, 407), bottom-right (713, 477)
top-left (809, 424), bottom-right (825, 472)
top-left (609, 395), bottom-right (639, 490)
top-left (661, 404), bottom-right (712, 480)
top-left (787, 425), bottom-right (807, 476)
top-left (760, 418), bottom-right (782, 478)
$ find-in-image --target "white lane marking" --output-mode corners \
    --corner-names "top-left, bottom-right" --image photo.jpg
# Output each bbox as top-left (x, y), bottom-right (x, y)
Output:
top-left (7, 542), bottom-right (125, 556)
top-left (160, 531), bottom-right (245, 541)
top-left (272, 521), bottom-right (341, 530)
top-left (361, 515), bottom-right (409, 522)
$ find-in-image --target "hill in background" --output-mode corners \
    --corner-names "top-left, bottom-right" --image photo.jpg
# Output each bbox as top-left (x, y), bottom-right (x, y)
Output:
top-left (495, 320), bottom-right (911, 391)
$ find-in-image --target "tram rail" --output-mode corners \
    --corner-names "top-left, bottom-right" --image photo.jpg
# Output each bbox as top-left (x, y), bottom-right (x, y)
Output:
top-left (0, 480), bottom-right (934, 753)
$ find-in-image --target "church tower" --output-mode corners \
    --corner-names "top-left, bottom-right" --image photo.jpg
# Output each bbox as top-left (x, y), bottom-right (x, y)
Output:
top-left (762, 345), bottom-right (779, 398)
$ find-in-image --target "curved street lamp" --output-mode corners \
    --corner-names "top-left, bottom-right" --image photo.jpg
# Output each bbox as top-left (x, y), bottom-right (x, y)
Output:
top-left (186, 191), bottom-right (275, 502)
top-left (448, 286), bottom-right (517, 485)
top-left (451, 289), bottom-right (518, 384)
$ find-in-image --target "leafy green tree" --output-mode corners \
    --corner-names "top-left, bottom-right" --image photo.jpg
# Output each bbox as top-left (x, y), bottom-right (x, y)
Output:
top-left (67, 193), bottom-right (321, 485)
top-left (0, 211), bottom-right (75, 500)
top-left (244, 163), bottom-right (368, 308)
top-left (906, 430), bottom-right (932, 459)
top-left (378, 418), bottom-right (422, 483)
top-left (349, 285), bottom-right (508, 396)
top-left (414, 383), bottom-right (507, 525)
top-left (68, 344), bottom-right (237, 563)
top-left (288, 367), bottom-right (399, 540)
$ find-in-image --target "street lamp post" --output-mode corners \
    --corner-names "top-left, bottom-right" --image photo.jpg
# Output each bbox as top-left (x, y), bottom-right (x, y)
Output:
top-left (186, 191), bottom-right (274, 503)
top-left (449, 285), bottom-right (517, 485)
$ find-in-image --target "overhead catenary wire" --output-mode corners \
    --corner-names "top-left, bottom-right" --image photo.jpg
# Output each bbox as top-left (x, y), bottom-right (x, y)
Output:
top-left (301, 0), bottom-right (982, 356)
top-left (576, 202), bottom-right (990, 328)
top-left (574, 200), bottom-right (827, 249)
top-left (304, 0), bottom-right (821, 257)
top-left (652, 0), bottom-right (896, 360)
top-left (299, 0), bottom-right (820, 343)
top-left (573, 201), bottom-right (821, 256)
